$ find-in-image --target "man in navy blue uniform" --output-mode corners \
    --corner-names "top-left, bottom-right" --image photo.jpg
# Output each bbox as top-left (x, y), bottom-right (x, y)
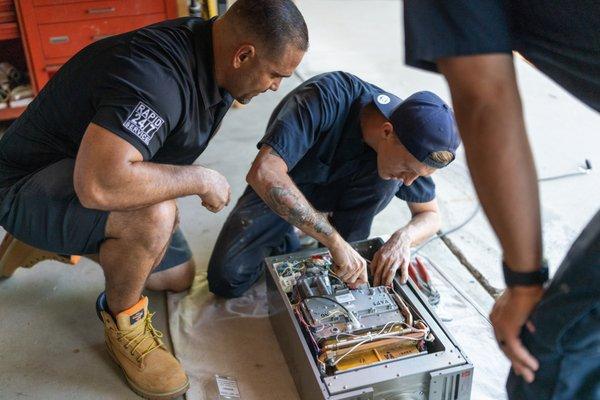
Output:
top-left (404, 1), bottom-right (600, 399)
top-left (208, 71), bottom-right (460, 298)
top-left (0, 1), bottom-right (307, 397)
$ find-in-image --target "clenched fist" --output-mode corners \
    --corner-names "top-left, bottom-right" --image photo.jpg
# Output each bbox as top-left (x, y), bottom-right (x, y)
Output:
top-left (198, 168), bottom-right (231, 213)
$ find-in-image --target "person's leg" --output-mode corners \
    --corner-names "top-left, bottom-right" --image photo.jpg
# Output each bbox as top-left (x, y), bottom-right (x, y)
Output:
top-left (207, 186), bottom-right (299, 298)
top-left (507, 210), bottom-right (600, 399)
top-left (326, 164), bottom-right (399, 242)
top-left (100, 200), bottom-right (178, 313)
top-left (146, 228), bottom-right (196, 292)
top-left (85, 228), bottom-right (196, 293)
top-left (0, 158), bottom-right (189, 397)
top-left (145, 260), bottom-right (196, 293)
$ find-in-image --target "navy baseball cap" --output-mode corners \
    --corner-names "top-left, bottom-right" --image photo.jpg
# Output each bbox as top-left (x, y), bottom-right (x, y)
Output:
top-left (372, 91), bottom-right (460, 168)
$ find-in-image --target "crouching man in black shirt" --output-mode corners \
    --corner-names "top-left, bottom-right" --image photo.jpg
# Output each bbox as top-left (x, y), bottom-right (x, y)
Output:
top-left (0, 1), bottom-right (307, 398)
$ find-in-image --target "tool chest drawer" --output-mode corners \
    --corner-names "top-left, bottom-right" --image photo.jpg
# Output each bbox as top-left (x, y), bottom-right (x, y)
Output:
top-left (33, 0), bottom-right (102, 6)
top-left (34, 0), bottom-right (166, 24)
top-left (38, 13), bottom-right (165, 58)
top-left (16, 0), bottom-right (179, 91)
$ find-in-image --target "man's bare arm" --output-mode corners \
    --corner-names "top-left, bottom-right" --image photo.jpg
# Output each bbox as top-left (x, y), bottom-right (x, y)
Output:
top-left (247, 145), bottom-right (367, 284)
top-left (438, 54), bottom-right (542, 271)
top-left (394, 200), bottom-right (440, 245)
top-left (438, 54), bottom-right (543, 382)
top-left (247, 145), bottom-right (339, 246)
top-left (74, 123), bottom-right (229, 211)
top-left (371, 199), bottom-right (440, 285)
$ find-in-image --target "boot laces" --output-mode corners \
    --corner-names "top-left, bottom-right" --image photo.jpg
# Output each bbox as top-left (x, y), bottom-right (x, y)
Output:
top-left (117, 312), bottom-right (163, 363)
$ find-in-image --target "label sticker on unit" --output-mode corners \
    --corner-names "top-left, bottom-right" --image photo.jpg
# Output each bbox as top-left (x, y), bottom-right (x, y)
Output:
top-left (335, 293), bottom-right (356, 303)
top-left (215, 375), bottom-right (240, 398)
top-left (122, 101), bottom-right (165, 145)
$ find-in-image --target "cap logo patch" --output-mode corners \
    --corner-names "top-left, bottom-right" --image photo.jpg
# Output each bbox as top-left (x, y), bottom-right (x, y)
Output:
top-left (377, 94), bottom-right (391, 105)
top-left (123, 102), bottom-right (165, 145)
top-left (129, 309), bottom-right (145, 325)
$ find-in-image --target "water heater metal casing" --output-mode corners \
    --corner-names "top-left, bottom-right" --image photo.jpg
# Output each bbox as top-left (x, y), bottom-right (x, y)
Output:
top-left (266, 238), bottom-right (474, 400)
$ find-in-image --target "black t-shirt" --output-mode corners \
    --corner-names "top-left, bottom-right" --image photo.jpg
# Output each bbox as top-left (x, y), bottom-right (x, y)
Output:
top-left (0, 16), bottom-right (232, 184)
top-left (258, 71), bottom-right (436, 203)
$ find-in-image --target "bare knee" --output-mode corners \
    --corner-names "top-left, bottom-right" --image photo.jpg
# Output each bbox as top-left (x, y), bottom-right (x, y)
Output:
top-left (107, 200), bottom-right (178, 256)
top-left (146, 259), bottom-right (195, 292)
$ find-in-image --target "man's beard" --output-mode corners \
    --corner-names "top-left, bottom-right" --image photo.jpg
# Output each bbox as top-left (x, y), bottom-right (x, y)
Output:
top-left (236, 96), bottom-right (252, 105)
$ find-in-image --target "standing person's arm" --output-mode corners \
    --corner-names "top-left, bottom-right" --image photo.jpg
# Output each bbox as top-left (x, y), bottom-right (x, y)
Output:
top-left (438, 54), bottom-right (544, 383)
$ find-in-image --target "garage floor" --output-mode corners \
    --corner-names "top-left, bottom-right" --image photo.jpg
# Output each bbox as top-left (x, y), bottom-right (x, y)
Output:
top-left (1, 1), bottom-right (599, 399)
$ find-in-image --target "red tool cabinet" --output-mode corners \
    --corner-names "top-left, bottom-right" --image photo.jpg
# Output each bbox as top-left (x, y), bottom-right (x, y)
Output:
top-left (0, 0), bottom-right (179, 121)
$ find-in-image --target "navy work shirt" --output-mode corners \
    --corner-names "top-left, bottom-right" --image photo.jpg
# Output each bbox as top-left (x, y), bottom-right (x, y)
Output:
top-left (258, 72), bottom-right (435, 203)
top-left (403, 0), bottom-right (600, 112)
top-left (0, 17), bottom-right (232, 187)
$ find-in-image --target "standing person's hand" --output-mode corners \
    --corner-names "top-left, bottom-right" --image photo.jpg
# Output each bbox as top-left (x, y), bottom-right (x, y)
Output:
top-left (329, 237), bottom-right (368, 288)
top-left (370, 233), bottom-right (411, 286)
top-left (490, 285), bottom-right (544, 383)
top-left (198, 168), bottom-right (231, 213)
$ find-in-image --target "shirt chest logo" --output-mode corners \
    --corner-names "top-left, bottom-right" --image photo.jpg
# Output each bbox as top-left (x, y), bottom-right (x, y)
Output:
top-left (123, 102), bottom-right (165, 145)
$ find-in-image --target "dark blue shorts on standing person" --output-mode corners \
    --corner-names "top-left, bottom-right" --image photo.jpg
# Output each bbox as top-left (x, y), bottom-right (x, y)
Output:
top-left (403, 1), bottom-right (600, 398)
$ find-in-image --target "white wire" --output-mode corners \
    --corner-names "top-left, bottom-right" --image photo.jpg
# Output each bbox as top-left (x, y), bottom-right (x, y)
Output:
top-left (332, 332), bottom-right (427, 366)
top-left (331, 321), bottom-right (429, 366)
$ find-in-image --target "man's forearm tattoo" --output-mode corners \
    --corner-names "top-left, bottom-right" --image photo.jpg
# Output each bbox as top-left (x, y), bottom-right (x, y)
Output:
top-left (266, 186), bottom-right (334, 236)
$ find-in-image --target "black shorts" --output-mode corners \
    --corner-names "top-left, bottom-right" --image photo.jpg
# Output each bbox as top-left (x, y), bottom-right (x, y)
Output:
top-left (403, 0), bottom-right (600, 112)
top-left (0, 158), bottom-right (192, 273)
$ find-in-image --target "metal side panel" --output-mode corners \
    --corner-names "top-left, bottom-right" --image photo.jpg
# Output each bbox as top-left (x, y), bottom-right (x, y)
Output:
top-left (428, 365), bottom-right (474, 400)
top-left (267, 268), bottom-right (330, 400)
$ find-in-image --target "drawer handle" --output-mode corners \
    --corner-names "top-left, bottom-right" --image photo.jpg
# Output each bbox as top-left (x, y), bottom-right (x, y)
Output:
top-left (92, 34), bottom-right (114, 41)
top-left (49, 35), bottom-right (69, 44)
top-left (87, 6), bottom-right (116, 14)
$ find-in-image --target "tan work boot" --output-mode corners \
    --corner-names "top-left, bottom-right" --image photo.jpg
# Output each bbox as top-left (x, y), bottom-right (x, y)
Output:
top-left (0, 233), bottom-right (80, 278)
top-left (97, 294), bottom-right (190, 399)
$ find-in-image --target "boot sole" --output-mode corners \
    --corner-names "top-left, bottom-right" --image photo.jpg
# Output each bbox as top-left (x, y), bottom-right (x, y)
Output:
top-left (104, 341), bottom-right (190, 400)
top-left (0, 234), bottom-right (80, 278)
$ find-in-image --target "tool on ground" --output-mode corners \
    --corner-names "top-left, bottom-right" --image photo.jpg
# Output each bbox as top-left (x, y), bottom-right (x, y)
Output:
top-left (408, 257), bottom-right (440, 306)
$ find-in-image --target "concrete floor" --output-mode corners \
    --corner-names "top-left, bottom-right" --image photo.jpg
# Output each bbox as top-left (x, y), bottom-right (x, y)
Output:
top-left (0, 250), bottom-right (178, 399)
top-left (1, 0), bottom-right (599, 399)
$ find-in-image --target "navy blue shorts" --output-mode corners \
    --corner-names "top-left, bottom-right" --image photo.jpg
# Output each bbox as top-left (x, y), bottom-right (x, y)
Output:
top-left (0, 157), bottom-right (191, 273)
top-left (403, 0), bottom-right (600, 112)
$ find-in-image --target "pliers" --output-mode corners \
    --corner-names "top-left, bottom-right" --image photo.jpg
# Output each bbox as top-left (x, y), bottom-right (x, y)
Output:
top-left (408, 257), bottom-right (440, 306)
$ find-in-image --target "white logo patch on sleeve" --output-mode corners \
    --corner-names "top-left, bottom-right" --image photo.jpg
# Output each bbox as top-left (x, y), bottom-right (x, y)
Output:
top-left (122, 102), bottom-right (165, 145)
top-left (377, 94), bottom-right (391, 105)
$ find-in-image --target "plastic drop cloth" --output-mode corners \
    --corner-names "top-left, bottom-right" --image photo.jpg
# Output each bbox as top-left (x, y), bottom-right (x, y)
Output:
top-left (167, 253), bottom-right (509, 400)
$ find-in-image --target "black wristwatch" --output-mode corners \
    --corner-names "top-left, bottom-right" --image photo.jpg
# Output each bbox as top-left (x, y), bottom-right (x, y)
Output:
top-left (502, 260), bottom-right (549, 287)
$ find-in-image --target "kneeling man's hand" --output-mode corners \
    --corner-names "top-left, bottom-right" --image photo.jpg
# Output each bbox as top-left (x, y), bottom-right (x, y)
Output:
top-left (199, 168), bottom-right (231, 213)
top-left (370, 234), bottom-right (411, 286)
top-left (330, 239), bottom-right (368, 289)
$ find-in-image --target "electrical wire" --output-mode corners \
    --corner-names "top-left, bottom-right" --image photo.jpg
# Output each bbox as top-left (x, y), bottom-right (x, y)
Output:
top-left (414, 205), bottom-right (481, 254)
top-left (302, 295), bottom-right (353, 319)
top-left (414, 159), bottom-right (592, 254)
top-left (331, 324), bottom-right (429, 366)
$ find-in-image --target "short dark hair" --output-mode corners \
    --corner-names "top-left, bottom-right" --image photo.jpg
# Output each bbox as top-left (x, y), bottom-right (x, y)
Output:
top-left (226, 0), bottom-right (309, 56)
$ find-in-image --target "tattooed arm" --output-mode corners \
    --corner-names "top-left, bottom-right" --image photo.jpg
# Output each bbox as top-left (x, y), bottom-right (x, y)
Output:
top-left (247, 145), bottom-right (368, 286)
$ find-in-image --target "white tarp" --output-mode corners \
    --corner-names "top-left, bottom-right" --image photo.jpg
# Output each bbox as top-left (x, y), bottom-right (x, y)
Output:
top-left (168, 253), bottom-right (509, 400)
